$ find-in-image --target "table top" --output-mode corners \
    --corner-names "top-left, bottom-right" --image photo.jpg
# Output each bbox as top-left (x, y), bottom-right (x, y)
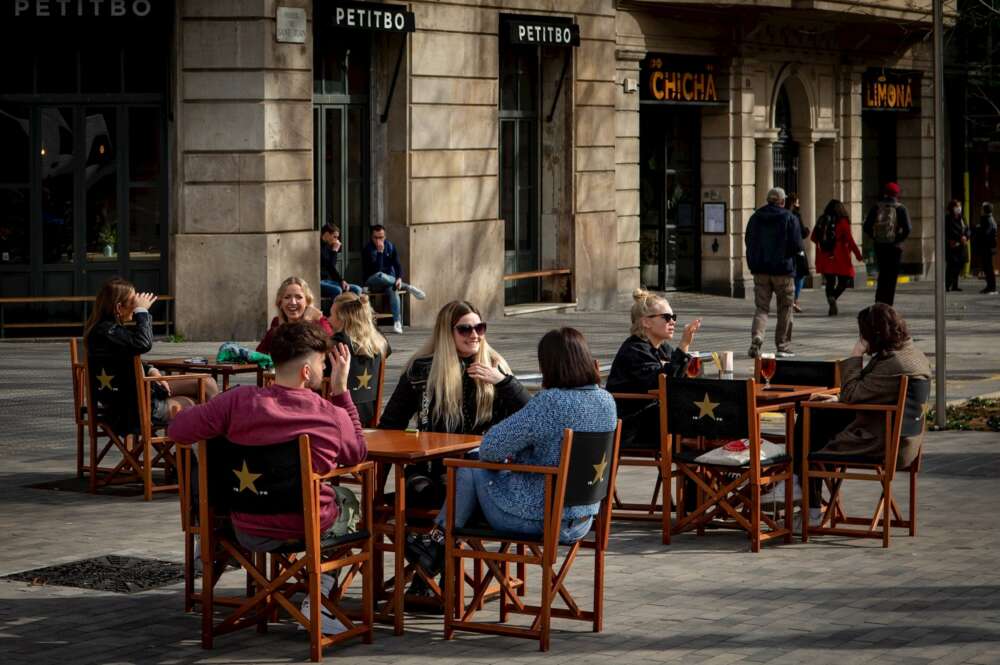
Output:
top-left (754, 384), bottom-right (838, 403)
top-left (148, 358), bottom-right (261, 373)
top-left (363, 429), bottom-right (481, 462)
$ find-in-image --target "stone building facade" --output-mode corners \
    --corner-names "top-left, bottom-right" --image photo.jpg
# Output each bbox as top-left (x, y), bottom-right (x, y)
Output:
top-left (0, 0), bottom-right (949, 339)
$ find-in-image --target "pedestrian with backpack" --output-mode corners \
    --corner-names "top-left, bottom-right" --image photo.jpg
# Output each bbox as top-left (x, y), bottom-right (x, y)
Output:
top-left (863, 182), bottom-right (911, 305)
top-left (812, 199), bottom-right (862, 316)
top-left (975, 202), bottom-right (997, 294)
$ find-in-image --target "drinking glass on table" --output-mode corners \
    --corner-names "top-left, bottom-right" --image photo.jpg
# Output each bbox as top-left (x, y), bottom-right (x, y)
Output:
top-left (686, 354), bottom-right (702, 378)
top-left (759, 353), bottom-right (776, 388)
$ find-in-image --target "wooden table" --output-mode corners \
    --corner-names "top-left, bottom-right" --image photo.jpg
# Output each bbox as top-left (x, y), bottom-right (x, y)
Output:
top-left (147, 358), bottom-right (265, 391)
top-left (363, 429), bottom-right (482, 635)
top-left (754, 384), bottom-right (839, 405)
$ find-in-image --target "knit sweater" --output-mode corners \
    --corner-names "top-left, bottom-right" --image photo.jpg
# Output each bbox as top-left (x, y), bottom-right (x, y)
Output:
top-left (478, 385), bottom-right (617, 521)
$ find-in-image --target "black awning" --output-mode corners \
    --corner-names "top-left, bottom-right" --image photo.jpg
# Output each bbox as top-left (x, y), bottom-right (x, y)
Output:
top-left (501, 14), bottom-right (580, 47)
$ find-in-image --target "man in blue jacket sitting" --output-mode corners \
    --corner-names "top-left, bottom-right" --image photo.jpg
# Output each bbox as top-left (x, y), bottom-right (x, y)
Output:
top-left (361, 225), bottom-right (426, 334)
top-left (745, 187), bottom-right (803, 358)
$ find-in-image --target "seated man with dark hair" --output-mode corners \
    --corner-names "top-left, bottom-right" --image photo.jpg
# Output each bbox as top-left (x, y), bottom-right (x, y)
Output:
top-left (168, 322), bottom-right (367, 550)
top-left (361, 224), bottom-right (426, 334)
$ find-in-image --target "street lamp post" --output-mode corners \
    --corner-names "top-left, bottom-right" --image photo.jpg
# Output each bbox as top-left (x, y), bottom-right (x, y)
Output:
top-left (933, 0), bottom-right (947, 427)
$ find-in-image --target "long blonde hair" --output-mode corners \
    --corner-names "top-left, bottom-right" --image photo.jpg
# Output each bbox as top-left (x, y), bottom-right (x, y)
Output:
top-left (408, 300), bottom-right (510, 431)
top-left (274, 276), bottom-right (317, 323)
top-left (336, 294), bottom-right (387, 358)
top-left (629, 288), bottom-right (669, 339)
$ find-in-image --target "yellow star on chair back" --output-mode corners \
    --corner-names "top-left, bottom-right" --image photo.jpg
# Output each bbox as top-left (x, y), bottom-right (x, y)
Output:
top-left (233, 460), bottom-right (263, 494)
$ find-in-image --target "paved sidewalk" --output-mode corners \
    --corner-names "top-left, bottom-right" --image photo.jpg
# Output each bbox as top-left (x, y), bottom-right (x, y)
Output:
top-left (0, 280), bottom-right (998, 664)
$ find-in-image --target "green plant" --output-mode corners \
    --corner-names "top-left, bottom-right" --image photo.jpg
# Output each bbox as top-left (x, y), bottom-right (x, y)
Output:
top-left (97, 223), bottom-right (117, 247)
top-left (165, 333), bottom-right (186, 343)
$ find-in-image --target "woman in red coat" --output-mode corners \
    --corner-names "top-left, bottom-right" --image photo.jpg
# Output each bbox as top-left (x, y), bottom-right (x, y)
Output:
top-left (812, 199), bottom-right (863, 316)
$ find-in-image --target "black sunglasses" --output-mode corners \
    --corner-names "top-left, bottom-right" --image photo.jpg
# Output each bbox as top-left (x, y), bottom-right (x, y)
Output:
top-left (645, 313), bottom-right (677, 322)
top-left (454, 322), bottom-right (488, 336)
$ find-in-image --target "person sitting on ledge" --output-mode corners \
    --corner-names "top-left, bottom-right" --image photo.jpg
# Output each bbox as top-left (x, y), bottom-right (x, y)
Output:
top-left (605, 288), bottom-right (700, 449)
top-left (361, 224), bottom-right (426, 334)
top-left (404, 327), bottom-right (617, 577)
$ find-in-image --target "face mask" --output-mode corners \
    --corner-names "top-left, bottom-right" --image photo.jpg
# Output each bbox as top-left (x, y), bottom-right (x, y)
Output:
top-left (955, 207), bottom-right (962, 215)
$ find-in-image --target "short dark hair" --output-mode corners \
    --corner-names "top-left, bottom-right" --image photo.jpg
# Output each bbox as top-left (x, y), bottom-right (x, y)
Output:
top-left (857, 304), bottom-right (910, 355)
top-left (984, 202), bottom-right (994, 215)
top-left (269, 322), bottom-right (332, 367)
top-left (823, 198), bottom-right (849, 220)
top-left (371, 224), bottom-right (385, 235)
top-left (321, 224), bottom-right (339, 236)
top-left (537, 328), bottom-right (600, 389)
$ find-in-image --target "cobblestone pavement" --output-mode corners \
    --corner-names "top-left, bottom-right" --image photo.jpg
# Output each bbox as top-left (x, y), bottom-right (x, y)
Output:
top-left (0, 280), bottom-right (998, 664)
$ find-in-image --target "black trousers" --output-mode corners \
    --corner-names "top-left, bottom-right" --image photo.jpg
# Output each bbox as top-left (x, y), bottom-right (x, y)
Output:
top-left (874, 244), bottom-right (902, 305)
top-left (979, 251), bottom-right (997, 291)
top-left (824, 274), bottom-right (850, 301)
top-left (945, 250), bottom-right (965, 290)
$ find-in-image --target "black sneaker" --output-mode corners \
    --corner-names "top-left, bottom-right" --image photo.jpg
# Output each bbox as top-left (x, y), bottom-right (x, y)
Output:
top-left (827, 296), bottom-right (838, 316)
top-left (404, 534), bottom-right (445, 576)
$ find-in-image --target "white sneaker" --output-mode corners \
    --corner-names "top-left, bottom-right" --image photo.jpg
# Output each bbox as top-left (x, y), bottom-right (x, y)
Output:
top-left (776, 350), bottom-right (795, 358)
top-left (392, 321), bottom-right (403, 334)
top-left (407, 285), bottom-right (426, 300)
top-left (793, 508), bottom-right (823, 531)
top-left (760, 481), bottom-right (801, 505)
top-left (299, 574), bottom-right (346, 635)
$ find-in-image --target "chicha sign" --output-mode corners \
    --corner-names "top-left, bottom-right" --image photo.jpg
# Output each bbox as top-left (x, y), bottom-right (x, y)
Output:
top-left (641, 55), bottom-right (723, 105)
top-left (863, 70), bottom-right (920, 113)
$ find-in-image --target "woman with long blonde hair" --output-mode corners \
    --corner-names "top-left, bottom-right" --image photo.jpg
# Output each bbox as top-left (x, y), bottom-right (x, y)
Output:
top-left (379, 300), bottom-right (528, 435)
top-left (330, 293), bottom-right (390, 426)
top-left (257, 276), bottom-right (334, 354)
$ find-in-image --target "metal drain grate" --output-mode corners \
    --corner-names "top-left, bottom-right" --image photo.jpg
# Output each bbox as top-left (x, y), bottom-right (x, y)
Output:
top-left (3, 555), bottom-right (185, 594)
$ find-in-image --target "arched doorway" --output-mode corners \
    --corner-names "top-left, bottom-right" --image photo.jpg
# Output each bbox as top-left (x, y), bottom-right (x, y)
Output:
top-left (772, 86), bottom-right (798, 194)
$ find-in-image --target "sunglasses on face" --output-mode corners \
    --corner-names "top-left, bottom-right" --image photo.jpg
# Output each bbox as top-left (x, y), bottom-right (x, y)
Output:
top-left (454, 322), bottom-right (487, 337)
top-left (645, 313), bottom-right (677, 322)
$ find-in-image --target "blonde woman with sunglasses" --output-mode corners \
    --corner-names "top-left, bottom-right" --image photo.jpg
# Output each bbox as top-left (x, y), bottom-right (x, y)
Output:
top-left (605, 288), bottom-right (701, 449)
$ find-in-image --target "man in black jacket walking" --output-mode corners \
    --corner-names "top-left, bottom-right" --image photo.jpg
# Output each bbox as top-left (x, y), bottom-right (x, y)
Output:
top-left (863, 182), bottom-right (911, 305)
top-left (745, 187), bottom-right (803, 358)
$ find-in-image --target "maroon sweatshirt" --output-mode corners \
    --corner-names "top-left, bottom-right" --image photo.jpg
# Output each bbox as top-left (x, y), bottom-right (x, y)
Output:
top-left (168, 384), bottom-right (366, 540)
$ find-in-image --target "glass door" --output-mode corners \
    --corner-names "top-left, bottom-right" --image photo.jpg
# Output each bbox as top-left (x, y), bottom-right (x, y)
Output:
top-left (499, 45), bottom-right (540, 305)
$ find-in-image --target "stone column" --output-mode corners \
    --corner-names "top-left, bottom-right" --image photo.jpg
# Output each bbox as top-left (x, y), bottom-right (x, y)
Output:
top-left (615, 49), bottom-right (644, 298)
top-left (173, 1), bottom-right (314, 341)
top-left (754, 130), bottom-right (778, 207)
top-left (799, 137), bottom-right (817, 272)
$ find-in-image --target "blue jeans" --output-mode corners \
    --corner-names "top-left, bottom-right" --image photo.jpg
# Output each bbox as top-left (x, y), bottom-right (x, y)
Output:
top-left (794, 275), bottom-right (805, 300)
top-left (365, 272), bottom-right (407, 323)
top-left (320, 280), bottom-right (362, 299)
top-left (435, 467), bottom-right (594, 544)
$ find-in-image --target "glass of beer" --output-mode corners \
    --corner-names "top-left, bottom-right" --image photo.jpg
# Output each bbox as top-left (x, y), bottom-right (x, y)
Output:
top-left (759, 353), bottom-right (777, 388)
top-left (686, 355), bottom-right (702, 378)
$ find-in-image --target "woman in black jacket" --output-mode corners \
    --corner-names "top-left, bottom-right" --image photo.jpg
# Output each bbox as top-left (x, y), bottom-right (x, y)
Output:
top-left (329, 292), bottom-right (391, 427)
top-left (944, 199), bottom-right (970, 292)
top-left (605, 288), bottom-right (700, 448)
top-left (85, 278), bottom-right (218, 430)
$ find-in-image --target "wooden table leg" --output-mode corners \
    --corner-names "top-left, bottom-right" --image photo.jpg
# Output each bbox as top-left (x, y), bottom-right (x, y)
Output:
top-left (393, 462), bottom-right (406, 635)
top-left (219, 372), bottom-right (229, 392)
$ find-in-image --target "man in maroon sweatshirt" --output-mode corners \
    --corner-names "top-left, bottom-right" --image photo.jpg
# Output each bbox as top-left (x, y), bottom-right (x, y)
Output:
top-left (169, 322), bottom-right (367, 549)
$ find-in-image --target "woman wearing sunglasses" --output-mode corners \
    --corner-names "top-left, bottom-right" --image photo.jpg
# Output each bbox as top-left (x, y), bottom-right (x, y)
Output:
top-left (605, 288), bottom-right (701, 449)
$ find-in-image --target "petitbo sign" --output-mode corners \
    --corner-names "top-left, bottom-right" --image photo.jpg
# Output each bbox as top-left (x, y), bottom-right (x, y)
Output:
top-left (13, 0), bottom-right (152, 17)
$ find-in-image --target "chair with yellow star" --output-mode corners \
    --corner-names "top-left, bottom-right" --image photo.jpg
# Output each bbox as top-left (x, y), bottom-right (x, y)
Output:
top-left (664, 377), bottom-right (796, 552)
top-left (441, 424), bottom-right (622, 651)
top-left (179, 435), bottom-right (374, 661)
top-left (83, 342), bottom-right (209, 500)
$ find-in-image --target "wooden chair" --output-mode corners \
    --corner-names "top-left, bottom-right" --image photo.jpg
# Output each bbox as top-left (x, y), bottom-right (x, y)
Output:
top-left (442, 423), bottom-right (622, 651)
top-left (178, 435), bottom-right (374, 661)
top-left (69, 338), bottom-right (89, 479)
top-left (606, 375), bottom-right (674, 544)
top-left (83, 341), bottom-right (208, 500)
top-left (665, 377), bottom-right (796, 552)
top-left (801, 376), bottom-right (930, 548)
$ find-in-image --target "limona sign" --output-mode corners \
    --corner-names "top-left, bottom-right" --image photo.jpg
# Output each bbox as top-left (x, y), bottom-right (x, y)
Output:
top-left (640, 54), bottom-right (725, 106)
top-left (863, 70), bottom-right (920, 113)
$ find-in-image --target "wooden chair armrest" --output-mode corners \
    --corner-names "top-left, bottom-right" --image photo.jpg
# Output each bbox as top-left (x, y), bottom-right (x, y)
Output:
top-left (801, 401), bottom-right (897, 412)
top-left (315, 461), bottom-right (374, 481)
top-left (756, 403), bottom-right (795, 414)
top-left (142, 373), bottom-right (213, 384)
top-left (443, 458), bottom-right (556, 475)
top-left (611, 392), bottom-right (657, 401)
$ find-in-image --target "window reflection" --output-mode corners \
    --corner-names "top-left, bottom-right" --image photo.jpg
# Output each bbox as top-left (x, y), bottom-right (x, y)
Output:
top-left (129, 187), bottom-right (160, 258)
top-left (41, 108), bottom-right (75, 264)
top-left (85, 108), bottom-right (118, 262)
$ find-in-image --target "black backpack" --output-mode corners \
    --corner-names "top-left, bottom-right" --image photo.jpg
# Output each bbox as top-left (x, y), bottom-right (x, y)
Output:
top-left (816, 214), bottom-right (837, 253)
